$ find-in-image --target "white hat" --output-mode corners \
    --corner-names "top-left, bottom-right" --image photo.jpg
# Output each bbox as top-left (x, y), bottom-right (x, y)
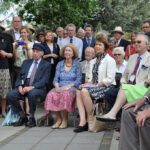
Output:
top-left (112, 26), bottom-right (124, 35)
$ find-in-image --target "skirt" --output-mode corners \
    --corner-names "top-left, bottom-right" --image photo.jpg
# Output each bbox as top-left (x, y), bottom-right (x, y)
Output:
top-left (88, 85), bottom-right (114, 100)
top-left (0, 69), bottom-right (12, 99)
top-left (122, 84), bottom-right (150, 103)
top-left (44, 87), bottom-right (76, 114)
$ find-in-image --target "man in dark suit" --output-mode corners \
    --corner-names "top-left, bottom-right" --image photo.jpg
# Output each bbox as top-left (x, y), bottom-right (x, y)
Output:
top-left (6, 16), bottom-right (22, 42)
top-left (112, 26), bottom-right (130, 51)
top-left (82, 24), bottom-right (95, 61)
top-left (7, 43), bottom-right (51, 127)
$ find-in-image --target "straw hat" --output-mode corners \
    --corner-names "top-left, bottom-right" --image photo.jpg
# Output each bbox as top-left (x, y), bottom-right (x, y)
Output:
top-left (60, 44), bottom-right (79, 59)
top-left (27, 24), bottom-right (35, 33)
top-left (112, 26), bottom-right (124, 35)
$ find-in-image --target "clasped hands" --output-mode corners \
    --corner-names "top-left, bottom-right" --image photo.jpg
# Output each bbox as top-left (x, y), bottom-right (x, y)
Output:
top-left (123, 97), bottom-right (150, 127)
top-left (18, 86), bottom-right (34, 95)
top-left (55, 85), bottom-right (72, 93)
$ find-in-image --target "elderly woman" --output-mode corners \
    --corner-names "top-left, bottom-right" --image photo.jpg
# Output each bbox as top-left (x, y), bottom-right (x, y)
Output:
top-left (103, 47), bottom-right (128, 118)
top-left (13, 26), bottom-right (33, 87)
top-left (44, 44), bottom-right (82, 129)
top-left (0, 26), bottom-right (13, 117)
top-left (107, 37), bottom-right (116, 58)
top-left (74, 38), bottom-right (116, 132)
top-left (42, 30), bottom-right (60, 91)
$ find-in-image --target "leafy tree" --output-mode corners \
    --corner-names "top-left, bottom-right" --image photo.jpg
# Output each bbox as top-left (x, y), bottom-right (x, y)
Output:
top-left (96, 0), bottom-right (150, 33)
top-left (5, 0), bottom-right (100, 31)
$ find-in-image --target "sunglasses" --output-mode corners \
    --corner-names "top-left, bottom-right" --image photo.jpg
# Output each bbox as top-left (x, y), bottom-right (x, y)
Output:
top-left (114, 54), bottom-right (121, 56)
top-left (133, 40), bottom-right (143, 44)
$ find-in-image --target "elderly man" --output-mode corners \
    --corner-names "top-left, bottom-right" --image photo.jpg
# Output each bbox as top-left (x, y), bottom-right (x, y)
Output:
top-left (82, 24), bottom-right (95, 61)
top-left (142, 19), bottom-right (150, 39)
top-left (7, 43), bottom-right (51, 127)
top-left (60, 23), bottom-right (83, 60)
top-left (97, 34), bottom-right (150, 121)
top-left (76, 28), bottom-right (85, 39)
top-left (119, 87), bottom-right (150, 150)
top-left (80, 47), bottom-right (95, 83)
top-left (6, 16), bottom-right (22, 41)
top-left (112, 26), bottom-right (130, 51)
top-left (56, 27), bottom-right (63, 47)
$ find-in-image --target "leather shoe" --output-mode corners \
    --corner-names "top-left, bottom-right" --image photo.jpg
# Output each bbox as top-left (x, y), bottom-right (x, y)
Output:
top-left (13, 117), bottom-right (28, 127)
top-left (96, 115), bottom-right (116, 122)
top-left (26, 117), bottom-right (36, 127)
top-left (74, 123), bottom-right (88, 133)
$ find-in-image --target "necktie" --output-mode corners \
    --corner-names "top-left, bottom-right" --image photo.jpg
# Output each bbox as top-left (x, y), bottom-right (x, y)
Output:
top-left (29, 61), bottom-right (38, 86)
top-left (87, 38), bottom-right (91, 46)
top-left (70, 38), bottom-right (73, 43)
top-left (85, 62), bottom-right (90, 82)
top-left (129, 56), bottom-right (141, 84)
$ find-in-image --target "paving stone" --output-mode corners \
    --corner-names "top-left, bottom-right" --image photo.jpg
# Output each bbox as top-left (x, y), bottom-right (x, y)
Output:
top-left (66, 143), bottom-right (100, 150)
top-left (32, 143), bottom-right (67, 150)
top-left (0, 143), bottom-right (34, 150)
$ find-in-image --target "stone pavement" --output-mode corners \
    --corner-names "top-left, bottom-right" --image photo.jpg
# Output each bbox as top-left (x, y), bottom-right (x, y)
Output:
top-left (0, 104), bottom-right (119, 150)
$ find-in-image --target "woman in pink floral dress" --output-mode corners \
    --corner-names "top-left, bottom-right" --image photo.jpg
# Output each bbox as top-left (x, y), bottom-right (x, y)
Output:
top-left (44, 44), bottom-right (82, 129)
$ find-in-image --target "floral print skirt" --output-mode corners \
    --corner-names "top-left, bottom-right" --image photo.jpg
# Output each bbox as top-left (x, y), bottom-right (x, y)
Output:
top-left (44, 87), bottom-right (76, 114)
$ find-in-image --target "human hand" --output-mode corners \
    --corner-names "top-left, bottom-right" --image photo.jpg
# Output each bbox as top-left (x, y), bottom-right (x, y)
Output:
top-left (136, 108), bottom-right (150, 127)
top-left (55, 87), bottom-right (62, 93)
top-left (0, 50), bottom-right (7, 57)
top-left (15, 42), bottom-right (19, 49)
top-left (18, 86), bottom-right (25, 95)
top-left (23, 86), bottom-right (34, 93)
top-left (123, 98), bottom-right (146, 112)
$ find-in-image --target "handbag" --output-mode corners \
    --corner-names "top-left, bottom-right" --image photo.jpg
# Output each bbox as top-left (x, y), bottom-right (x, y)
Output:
top-left (88, 103), bottom-right (107, 132)
top-left (2, 106), bottom-right (18, 126)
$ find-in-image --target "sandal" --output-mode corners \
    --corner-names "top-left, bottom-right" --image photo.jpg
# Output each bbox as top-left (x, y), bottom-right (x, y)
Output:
top-left (52, 120), bottom-right (62, 129)
top-left (59, 120), bottom-right (67, 129)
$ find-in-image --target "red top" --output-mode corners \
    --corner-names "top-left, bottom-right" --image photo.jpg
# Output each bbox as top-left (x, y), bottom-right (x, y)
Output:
top-left (106, 49), bottom-right (114, 58)
top-left (125, 44), bottom-right (136, 57)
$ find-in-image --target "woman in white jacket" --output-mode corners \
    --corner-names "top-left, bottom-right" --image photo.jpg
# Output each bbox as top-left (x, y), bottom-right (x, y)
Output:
top-left (74, 37), bottom-right (116, 133)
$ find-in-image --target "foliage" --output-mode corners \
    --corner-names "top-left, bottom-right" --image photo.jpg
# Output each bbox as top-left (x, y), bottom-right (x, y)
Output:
top-left (96, 0), bottom-right (150, 33)
top-left (6, 0), bottom-right (100, 31)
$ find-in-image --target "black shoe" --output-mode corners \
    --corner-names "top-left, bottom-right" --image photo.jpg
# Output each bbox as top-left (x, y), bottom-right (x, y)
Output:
top-left (13, 117), bottom-right (28, 127)
top-left (74, 123), bottom-right (88, 133)
top-left (26, 117), bottom-right (36, 127)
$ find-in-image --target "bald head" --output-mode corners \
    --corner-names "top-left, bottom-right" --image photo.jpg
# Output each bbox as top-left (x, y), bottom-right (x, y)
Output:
top-left (85, 47), bottom-right (95, 61)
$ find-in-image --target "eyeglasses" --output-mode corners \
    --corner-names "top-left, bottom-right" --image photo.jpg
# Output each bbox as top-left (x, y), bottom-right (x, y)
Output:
top-left (142, 26), bottom-right (150, 29)
top-left (114, 54), bottom-right (121, 56)
top-left (133, 40), bottom-right (144, 44)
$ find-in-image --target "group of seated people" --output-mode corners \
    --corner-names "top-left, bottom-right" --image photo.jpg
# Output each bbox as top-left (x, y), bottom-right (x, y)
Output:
top-left (1, 19), bottom-right (150, 150)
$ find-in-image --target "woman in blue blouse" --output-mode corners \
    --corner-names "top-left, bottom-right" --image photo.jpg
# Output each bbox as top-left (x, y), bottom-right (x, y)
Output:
top-left (44, 44), bottom-right (82, 129)
top-left (42, 30), bottom-right (60, 91)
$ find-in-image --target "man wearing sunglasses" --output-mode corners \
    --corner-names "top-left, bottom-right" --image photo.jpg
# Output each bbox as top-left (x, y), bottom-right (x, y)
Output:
top-left (97, 34), bottom-right (150, 122)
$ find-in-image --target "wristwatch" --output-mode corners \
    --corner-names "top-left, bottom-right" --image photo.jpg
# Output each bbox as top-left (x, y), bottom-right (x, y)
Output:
top-left (144, 96), bottom-right (150, 104)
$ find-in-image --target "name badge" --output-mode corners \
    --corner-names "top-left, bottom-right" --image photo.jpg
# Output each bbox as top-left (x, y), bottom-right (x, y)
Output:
top-left (129, 75), bottom-right (135, 82)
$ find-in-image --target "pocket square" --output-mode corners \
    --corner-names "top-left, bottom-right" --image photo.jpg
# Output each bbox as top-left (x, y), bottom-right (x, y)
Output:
top-left (141, 64), bottom-right (148, 70)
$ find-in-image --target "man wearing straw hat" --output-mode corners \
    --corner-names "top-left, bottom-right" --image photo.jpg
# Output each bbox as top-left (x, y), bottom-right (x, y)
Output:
top-left (112, 26), bottom-right (130, 51)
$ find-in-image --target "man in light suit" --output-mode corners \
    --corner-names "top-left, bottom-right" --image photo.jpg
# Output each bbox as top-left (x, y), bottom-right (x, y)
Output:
top-left (82, 24), bottom-right (95, 61)
top-left (97, 33), bottom-right (150, 121)
top-left (6, 16), bottom-right (22, 42)
top-left (7, 43), bottom-right (51, 127)
top-left (60, 23), bottom-right (83, 60)
top-left (118, 86), bottom-right (150, 150)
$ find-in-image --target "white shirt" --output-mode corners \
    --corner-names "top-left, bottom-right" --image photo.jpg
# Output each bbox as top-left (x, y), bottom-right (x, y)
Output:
top-left (60, 36), bottom-right (83, 60)
top-left (27, 58), bottom-right (41, 78)
top-left (57, 37), bottom-right (62, 48)
top-left (116, 60), bottom-right (128, 74)
top-left (14, 29), bottom-right (21, 41)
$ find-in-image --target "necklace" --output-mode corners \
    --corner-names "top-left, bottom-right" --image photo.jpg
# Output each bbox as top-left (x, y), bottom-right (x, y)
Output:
top-left (65, 63), bottom-right (72, 67)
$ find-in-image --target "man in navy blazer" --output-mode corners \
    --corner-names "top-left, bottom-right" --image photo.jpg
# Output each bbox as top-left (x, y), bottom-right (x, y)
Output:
top-left (82, 24), bottom-right (95, 61)
top-left (7, 43), bottom-right (51, 127)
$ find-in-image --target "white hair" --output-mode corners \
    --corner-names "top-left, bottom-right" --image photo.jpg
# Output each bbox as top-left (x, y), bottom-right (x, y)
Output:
top-left (85, 47), bottom-right (95, 54)
top-left (113, 46), bottom-right (125, 57)
top-left (78, 27), bottom-right (85, 34)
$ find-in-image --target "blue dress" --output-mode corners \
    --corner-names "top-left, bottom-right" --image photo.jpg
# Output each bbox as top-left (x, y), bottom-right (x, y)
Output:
top-left (44, 59), bottom-right (82, 113)
top-left (53, 60), bottom-right (82, 89)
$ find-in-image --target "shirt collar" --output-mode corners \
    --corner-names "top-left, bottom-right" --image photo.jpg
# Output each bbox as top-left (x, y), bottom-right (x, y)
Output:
top-left (139, 51), bottom-right (147, 60)
top-left (34, 58), bottom-right (41, 64)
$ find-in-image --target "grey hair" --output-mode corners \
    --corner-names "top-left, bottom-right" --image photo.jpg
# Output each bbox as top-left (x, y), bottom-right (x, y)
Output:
top-left (85, 47), bottom-right (95, 55)
top-left (136, 33), bottom-right (149, 43)
top-left (66, 23), bottom-right (76, 31)
top-left (113, 46), bottom-right (125, 57)
top-left (109, 37), bottom-right (117, 44)
top-left (78, 27), bottom-right (85, 34)
top-left (56, 27), bottom-right (63, 32)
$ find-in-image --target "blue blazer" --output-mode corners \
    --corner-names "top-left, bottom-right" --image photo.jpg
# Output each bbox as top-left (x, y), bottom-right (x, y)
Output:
top-left (42, 42), bottom-right (60, 64)
top-left (15, 58), bottom-right (51, 91)
top-left (82, 36), bottom-right (95, 60)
